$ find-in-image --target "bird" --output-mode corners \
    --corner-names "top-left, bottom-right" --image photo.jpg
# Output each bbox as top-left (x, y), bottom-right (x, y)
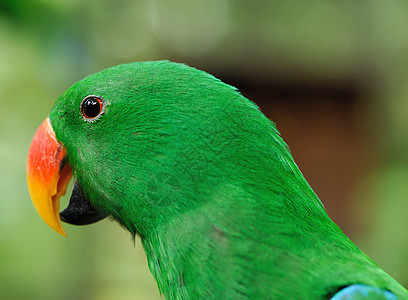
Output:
top-left (26, 60), bottom-right (408, 299)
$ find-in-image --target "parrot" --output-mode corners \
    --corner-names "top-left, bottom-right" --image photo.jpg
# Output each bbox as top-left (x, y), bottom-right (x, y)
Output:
top-left (26, 60), bottom-right (408, 299)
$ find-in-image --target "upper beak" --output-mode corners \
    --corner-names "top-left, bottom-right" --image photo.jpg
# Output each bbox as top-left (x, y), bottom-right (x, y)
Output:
top-left (26, 118), bottom-right (72, 237)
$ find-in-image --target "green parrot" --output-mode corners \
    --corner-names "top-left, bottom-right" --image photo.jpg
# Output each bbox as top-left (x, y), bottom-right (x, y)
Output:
top-left (27, 61), bottom-right (408, 299)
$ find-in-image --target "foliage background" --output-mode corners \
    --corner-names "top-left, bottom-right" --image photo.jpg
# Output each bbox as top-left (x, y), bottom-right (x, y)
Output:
top-left (1, 1), bottom-right (408, 299)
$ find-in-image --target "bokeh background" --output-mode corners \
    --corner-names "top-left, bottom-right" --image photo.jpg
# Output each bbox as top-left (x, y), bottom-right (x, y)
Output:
top-left (1, 0), bottom-right (408, 299)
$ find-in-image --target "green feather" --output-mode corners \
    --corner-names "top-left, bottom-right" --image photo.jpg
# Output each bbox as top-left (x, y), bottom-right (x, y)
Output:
top-left (49, 61), bottom-right (408, 299)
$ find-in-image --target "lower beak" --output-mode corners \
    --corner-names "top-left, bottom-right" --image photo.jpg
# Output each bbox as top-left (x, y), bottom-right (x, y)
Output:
top-left (26, 118), bottom-right (72, 237)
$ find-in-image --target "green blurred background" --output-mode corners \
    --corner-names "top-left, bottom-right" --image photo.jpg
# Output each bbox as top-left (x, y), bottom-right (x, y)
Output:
top-left (1, 0), bottom-right (408, 299)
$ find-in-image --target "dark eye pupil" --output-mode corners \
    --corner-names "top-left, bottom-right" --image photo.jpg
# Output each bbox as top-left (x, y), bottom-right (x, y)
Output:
top-left (82, 98), bottom-right (101, 118)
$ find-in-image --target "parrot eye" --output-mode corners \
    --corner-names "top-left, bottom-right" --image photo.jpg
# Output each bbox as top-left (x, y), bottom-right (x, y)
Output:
top-left (80, 95), bottom-right (106, 122)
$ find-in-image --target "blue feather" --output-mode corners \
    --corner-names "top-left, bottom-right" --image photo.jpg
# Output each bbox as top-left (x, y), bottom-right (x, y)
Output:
top-left (331, 284), bottom-right (397, 299)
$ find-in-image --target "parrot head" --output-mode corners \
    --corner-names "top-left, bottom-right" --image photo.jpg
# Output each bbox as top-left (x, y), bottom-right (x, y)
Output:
top-left (27, 60), bottom-right (280, 237)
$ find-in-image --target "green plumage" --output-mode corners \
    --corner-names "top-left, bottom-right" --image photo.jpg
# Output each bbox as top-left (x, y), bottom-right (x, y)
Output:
top-left (49, 61), bottom-right (408, 299)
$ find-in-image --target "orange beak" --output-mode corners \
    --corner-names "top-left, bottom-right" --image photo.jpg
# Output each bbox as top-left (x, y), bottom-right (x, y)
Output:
top-left (26, 118), bottom-right (72, 237)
